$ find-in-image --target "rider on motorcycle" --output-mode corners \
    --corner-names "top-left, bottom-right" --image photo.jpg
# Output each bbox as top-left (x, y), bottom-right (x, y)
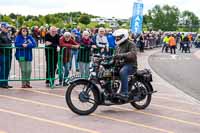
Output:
top-left (113, 29), bottom-right (138, 100)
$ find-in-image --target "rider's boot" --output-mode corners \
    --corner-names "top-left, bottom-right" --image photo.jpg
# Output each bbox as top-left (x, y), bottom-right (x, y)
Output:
top-left (116, 93), bottom-right (129, 101)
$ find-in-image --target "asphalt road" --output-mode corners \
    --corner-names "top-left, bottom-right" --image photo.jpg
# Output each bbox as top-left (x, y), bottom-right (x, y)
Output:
top-left (149, 48), bottom-right (200, 101)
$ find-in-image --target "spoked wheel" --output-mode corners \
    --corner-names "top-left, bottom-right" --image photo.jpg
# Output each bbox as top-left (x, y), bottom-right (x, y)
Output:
top-left (65, 81), bottom-right (99, 115)
top-left (130, 81), bottom-right (152, 110)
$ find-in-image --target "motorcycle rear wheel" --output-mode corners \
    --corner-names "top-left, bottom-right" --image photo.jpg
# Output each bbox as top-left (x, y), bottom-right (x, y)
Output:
top-left (130, 81), bottom-right (152, 110)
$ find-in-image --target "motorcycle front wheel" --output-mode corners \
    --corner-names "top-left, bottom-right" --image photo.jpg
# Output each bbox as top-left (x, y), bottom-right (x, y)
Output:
top-left (65, 80), bottom-right (99, 115)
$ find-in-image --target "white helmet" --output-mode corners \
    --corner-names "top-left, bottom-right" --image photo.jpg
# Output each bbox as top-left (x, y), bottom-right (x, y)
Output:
top-left (113, 29), bottom-right (129, 45)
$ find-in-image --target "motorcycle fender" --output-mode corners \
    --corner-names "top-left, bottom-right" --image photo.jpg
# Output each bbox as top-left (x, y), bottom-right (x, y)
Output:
top-left (69, 79), bottom-right (102, 104)
top-left (147, 82), bottom-right (154, 92)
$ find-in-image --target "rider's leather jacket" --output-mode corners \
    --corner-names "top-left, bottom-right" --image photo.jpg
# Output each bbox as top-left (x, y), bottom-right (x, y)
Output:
top-left (115, 39), bottom-right (137, 68)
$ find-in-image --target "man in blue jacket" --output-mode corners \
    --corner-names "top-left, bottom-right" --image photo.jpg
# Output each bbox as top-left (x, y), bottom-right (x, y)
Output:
top-left (106, 29), bottom-right (116, 55)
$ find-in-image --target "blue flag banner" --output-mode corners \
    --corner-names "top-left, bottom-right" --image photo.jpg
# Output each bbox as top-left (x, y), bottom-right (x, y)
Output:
top-left (130, 2), bottom-right (144, 34)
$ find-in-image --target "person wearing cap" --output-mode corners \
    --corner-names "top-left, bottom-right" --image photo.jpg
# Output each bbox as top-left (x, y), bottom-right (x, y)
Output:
top-left (0, 23), bottom-right (13, 88)
top-left (58, 32), bottom-right (80, 86)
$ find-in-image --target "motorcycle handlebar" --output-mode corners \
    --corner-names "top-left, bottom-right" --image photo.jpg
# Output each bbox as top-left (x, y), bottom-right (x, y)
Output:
top-left (92, 54), bottom-right (113, 60)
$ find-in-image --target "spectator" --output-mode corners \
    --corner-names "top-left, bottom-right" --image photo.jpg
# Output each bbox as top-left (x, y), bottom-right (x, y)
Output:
top-left (138, 34), bottom-right (145, 52)
top-left (15, 27), bottom-right (36, 88)
top-left (180, 33), bottom-right (185, 50)
top-left (59, 32), bottom-right (79, 86)
top-left (40, 27), bottom-right (46, 44)
top-left (94, 27), bottom-right (109, 55)
top-left (106, 29), bottom-right (116, 55)
top-left (45, 26), bottom-right (60, 87)
top-left (169, 34), bottom-right (176, 54)
top-left (162, 34), bottom-right (170, 53)
top-left (70, 29), bottom-right (81, 71)
top-left (78, 31), bottom-right (92, 78)
top-left (32, 26), bottom-right (40, 46)
top-left (188, 33), bottom-right (193, 48)
top-left (0, 23), bottom-right (13, 88)
top-left (181, 36), bottom-right (190, 53)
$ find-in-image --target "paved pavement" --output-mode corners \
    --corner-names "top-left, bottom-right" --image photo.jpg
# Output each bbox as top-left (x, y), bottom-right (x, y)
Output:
top-left (0, 48), bottom-right (200, 133)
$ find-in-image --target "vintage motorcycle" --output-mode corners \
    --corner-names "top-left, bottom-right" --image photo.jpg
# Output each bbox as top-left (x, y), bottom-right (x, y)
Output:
top-left (65, 54), bottom-right (156, 115)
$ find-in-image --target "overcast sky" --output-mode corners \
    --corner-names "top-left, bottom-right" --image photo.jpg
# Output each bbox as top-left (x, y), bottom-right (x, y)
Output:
top-left (0, 0), bottom-right (199, 18)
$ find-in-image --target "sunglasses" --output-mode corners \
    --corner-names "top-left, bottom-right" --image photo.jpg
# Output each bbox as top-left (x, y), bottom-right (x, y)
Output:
top-left (22, 30), bottom-right (27, 33)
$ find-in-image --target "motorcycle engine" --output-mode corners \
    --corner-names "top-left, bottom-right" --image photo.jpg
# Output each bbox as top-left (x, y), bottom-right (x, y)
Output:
top-left (98, 65), bottom-right (112, 79)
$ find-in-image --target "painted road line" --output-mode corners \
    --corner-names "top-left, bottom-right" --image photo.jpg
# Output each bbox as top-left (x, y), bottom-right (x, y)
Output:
top-left (0, 108), bottom-right (99, 133)
top-left (26, 89), bottom-right (200, 113)
top-left (154, 96), bottom-right (197, 105)
top-left (113, 106), bottom-right (200, 127)
top-left (0, 94), bottom-right (67, 110)
top-left (7, 88), bottom-right (65, 91)
top-left (23, 89), bottom-right (64, 98)
top-left (155, 94), bottom-right (199, 105)
top-left (0, 95), bottom-right (174, 133)
top-left (151, 104), bottom-right (200, 116)
top-left (193, 50), bottom-right (200, 59)
top-left (24, 86), bottom-right (199, 106)
top-left (171, 55), bottom-right (178, 60)
top-left (92, 114), bottom-right (174, 133)
top-left (22, 89), bottom-right (200, 127)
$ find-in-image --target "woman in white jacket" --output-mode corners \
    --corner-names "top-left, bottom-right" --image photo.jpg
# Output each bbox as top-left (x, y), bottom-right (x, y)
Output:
top-left (94, 27), bottom-right (109, 55)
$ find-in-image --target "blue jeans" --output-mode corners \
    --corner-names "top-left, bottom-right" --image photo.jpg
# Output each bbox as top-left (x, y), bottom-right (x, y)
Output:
top-left (59, 62), bottom-right (70, 83)
top-left (79, 62), bottom-right (90, 78)
top-left (0, 55), bottom-right (12, 86)
top-left (162, 43), bottom-right (167, 52)
top-left (70, 49), bottom-right (79, 70)
top-left (120, 64), bottom-right (136, 95)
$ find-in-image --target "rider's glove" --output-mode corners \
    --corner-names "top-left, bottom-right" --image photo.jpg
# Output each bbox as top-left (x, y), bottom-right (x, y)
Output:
top-left (114, 54), bottom-right (124, 59)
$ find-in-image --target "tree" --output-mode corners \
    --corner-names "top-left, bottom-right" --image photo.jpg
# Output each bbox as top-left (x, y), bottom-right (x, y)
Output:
top-left (44, 15), bottom-right (51, 24)
top-left (2, 15), bottom-right (13, 24)
top-left (181, 11), bottom-right (199, 32)
top-left (17, 16), bottom-right (25, 27)
top-left (117, 20), bottom-right (123, 26)
top-left (146, 5), bottom-right (180, 31)
top-left (9, 13), bottom-right (17, 19)
top-left (79, 14), bottom-right (91, 25)
top-left (26, 15), bottom-right (34, 21)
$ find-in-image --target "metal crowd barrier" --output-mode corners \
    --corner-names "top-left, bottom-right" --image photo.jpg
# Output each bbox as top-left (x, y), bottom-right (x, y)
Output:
top-left (0, 47), bottom-right (59, 88)
top-left (0, 46), bottom-right (116, 89)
